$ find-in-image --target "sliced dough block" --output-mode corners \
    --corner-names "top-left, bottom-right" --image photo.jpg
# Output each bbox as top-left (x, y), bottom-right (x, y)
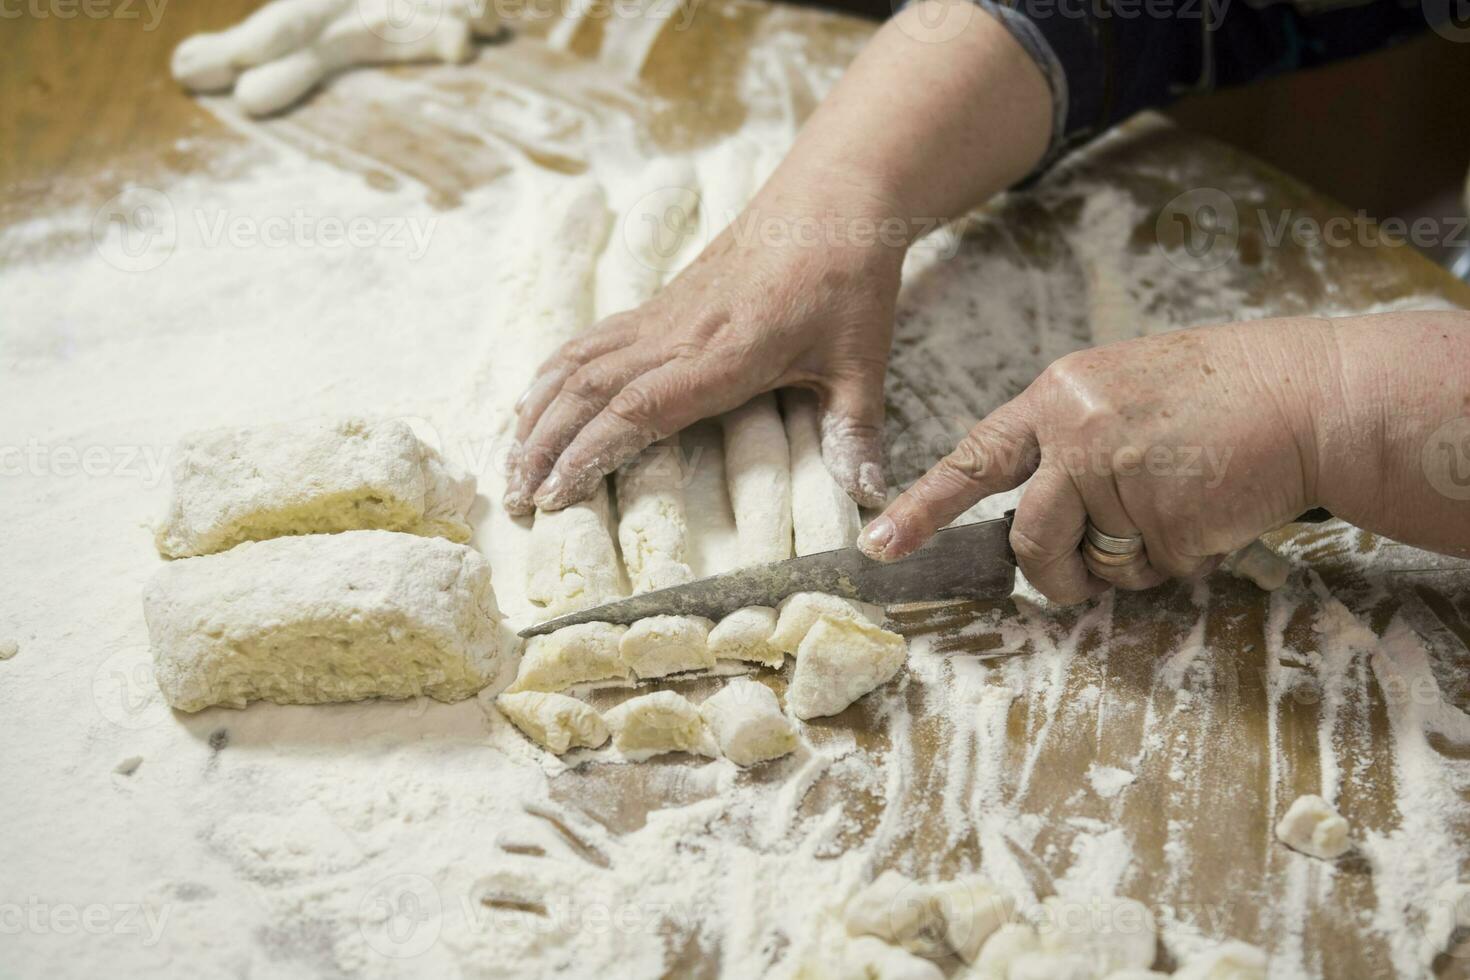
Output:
top-left (156, 416), bottom-right (474, 558)
top-left (144, 531), bottom-right (501, 711)
top-left (507, 622), bottom-right (629, 694)
top-left (930, 875), bottom-right (1014, 963)
top-left (1037, 896), bottom-right (1156, 974)
top-left (707, 606), bottom-right (783, 667)
top-left (769, 592), bottom-right (884, 655)
top-left (1173, 941), bottom-right (1268, 980)
top-left (975, 923), bottom-right (1041, 978)
top-left (782, 388), bottom-right (862, 556)
top-left (615, 437), bottom-right (695, 594)
top-left (496, 691), bottom-right (608, 754)
top-left (699, 678), bottom-right (796, 766)
top-left (843, 870), bottom-right (943, 955)
top-left (788, 615), bottom-right (907, 720)
top-left (721, 393), bottom-right (793, 565)
top-left (526, 481), bottom-right (626, 617)
top-left (619, 615), bottom-right (715, 679)
top-left (603, 691), bottom-right (717, 761)
top-left (840, 936), bottom-right (943, 980)
top-left (1274, 793), bottom-right (1350, 860)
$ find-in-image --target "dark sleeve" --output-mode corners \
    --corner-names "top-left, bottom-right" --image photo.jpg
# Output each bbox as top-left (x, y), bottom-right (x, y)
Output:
top-left (966, 0), bottom-right (1438, 176)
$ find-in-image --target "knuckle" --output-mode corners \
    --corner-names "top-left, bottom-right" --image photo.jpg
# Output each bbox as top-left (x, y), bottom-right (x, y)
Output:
top-left (607, 384), bottom-right (660, 432)
top-left (563, 364), bottom-right (616, 401)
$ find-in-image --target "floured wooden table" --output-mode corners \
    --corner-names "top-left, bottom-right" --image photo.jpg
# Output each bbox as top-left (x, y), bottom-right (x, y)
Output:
top-left (4, 3), bottom-right (1470, 978)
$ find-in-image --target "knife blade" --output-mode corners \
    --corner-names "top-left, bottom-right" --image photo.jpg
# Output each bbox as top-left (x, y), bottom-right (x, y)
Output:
top-left (517, 514), bottom-right (1018, 638)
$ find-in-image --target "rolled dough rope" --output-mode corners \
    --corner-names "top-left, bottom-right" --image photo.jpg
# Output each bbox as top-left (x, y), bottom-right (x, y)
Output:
top-left (707, 606), bottom-right (783, 667)
top-left (781, 388), bottom-right (862, 556)
top-left (680, 420), bottom-right (739, 577)
top-left (143, 530), bottom-right (503, 711)
top-left (595, 158), bottom-right (699, 319)
top-left (1274, 793), bottom-right (1351, 860)
top-left (787, 614), bottom-right (906, 720)
top-left (496, 691), bottom-right (608, 754)
top-left (155, 416), bottom-right (475, 559)
top-left (614, 437), bottom-right (695, 593)
top-left (698, 677), bottom-right (796, 766)
top-left (525, 479), bottom-right (627, 617)
top-left (603, 690), bottom-right (718, 761)
top-left (618, 614), bottom-right (715, 679)
top-left (171, 0), bottom-right (351, 92)
top-left (721, 393), bottom-right (793, 566)
top-left (506, 621), bottom-right (629, 693)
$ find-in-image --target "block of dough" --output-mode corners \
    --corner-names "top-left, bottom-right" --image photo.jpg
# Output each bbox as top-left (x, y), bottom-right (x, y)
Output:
top-left (1173, 942), bottom-right (1268, 980)
top-left (721, 393), bottom-right (793, 565)
top-left (156, 416), bottom-right (474, 558)
top-left (526, 480), bottom-right (626, 617)
top-left (603, 691), bottom-right (717, 761)
top-left (699, 678), bottom-right (796, 766)
top-left (974, 923), bottom-right (1041, 978)
top-left (1274, 794), bottom-right (1350, 860)
top-left (1037, 896), bottom-right (1156, 974)
top-left (507, 622), bottom-right (630, 693)
top-left (930, 875), bottom-right (1014, 963)
top-left (781, 388), bottom-right (862, 556)
top-left (144, 531), bottom-right (502, 711)
top-left (769, 592), bottom-right (885, 655)
top-left (843, 870), bottom-right (943, 955)
top-left (839, 936), bottom-right (943, 980)
top-left (619, 615), bottom-right (715, 679)
top-left (1009, 952), bottom-right (1098, 980)
top-left (788, 616), bottom-right (907, 720)
top-left (707, 607), bottom-right (784, 667)
top-left (615, 436), bottom-right (695, 594)
top-left (496, 691), bottom-right (608, 754)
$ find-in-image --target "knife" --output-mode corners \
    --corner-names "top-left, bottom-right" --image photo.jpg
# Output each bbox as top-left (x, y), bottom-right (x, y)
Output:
top-left (517, 514), bottom-right (1019, 638)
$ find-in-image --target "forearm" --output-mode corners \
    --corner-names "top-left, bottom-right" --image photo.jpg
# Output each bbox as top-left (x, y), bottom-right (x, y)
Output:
top-left (749, 0), bottom-right (1052, 235)
top-left (1313, 312), bottom-right (1470, 557)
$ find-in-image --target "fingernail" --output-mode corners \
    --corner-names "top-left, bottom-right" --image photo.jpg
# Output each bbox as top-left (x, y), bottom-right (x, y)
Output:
top-left (858, 516), bottom-right (895, 559)
top-left (534, 471), bottom-right (565, 508)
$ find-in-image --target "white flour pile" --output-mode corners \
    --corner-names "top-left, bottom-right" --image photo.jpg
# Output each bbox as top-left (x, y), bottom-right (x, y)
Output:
top-left (3, 18), bottom-right (1470, 980)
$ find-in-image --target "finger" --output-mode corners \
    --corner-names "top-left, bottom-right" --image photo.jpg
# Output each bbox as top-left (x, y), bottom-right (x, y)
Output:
top-left (820, 369), bottom-right (888, 509)
top-left (1058, 471), bottom-right (1167, 592)
top-left (859, 399), bottom-right (1039, 561)
top-left (514, 320), bottom-right (637, 441)
top-left (535, 355), bottom-right (753, 510)
top-left (504, 346), bottom-right (660, 513)
top-left (1010, 464), bottom-right (1110, 605)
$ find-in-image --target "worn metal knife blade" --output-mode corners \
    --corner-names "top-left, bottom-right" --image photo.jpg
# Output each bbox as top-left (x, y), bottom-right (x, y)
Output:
top-left (517, 515), bottom-right (1017, 638)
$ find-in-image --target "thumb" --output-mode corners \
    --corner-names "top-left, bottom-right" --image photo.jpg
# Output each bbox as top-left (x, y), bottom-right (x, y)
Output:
top-left (820, 368), bottom-right (889, 509)
top-left (859, 398), bottom-right (1039, 561)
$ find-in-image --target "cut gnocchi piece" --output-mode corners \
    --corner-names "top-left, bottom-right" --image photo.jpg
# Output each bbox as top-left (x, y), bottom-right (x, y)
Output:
top-left (496, 691), bottom-right (608, 754)
top-left (840, 935), bottom-right (943, 980)
top-left (507, 622), bottom-right (629, 694)
top-left (788, 615), bottom-right (907, 720)
top-left (975, 922), bottom-right (1041, 978)
top-left (707, 606), bottom-right (783, 667)
top-left (1036, 896), bottom-right (1156, 974)
top-left (1274, 794), bottom-right (1350, 860)
top-left (1173, 941), bottom-right (1268, 979)
top-left (603, 691), bottom-right (718, 761)
top-left (618, 615), bottom-right (715, 679)
top-left (843, 870), bottom-right (943, 955)
top-left (699, 678), bottom-right (796, 766)
top-left (930, 875), bottom-right (1014, 963)
top-left (769, 592), bottom-right (884, 655)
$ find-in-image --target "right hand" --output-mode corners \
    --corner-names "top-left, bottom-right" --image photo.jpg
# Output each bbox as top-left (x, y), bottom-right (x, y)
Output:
top-left (504, 181), bottom-right (906, 515)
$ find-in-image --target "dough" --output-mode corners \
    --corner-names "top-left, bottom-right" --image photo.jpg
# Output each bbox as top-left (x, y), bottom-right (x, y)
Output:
top-left (1036, 896), bottom-right (1156, 974)
top-left (1173, 941), bottom-right (1268, 980)
top-left (1420, 880), bottom-right (1470, 968)
top-left (1274, 794), bottom-right (1350, 860)
top-left (843, 870), bottom-right (942, 954)
top-left (721, 393), bottom-right (793, 565)
top-left (171, 0), bottom-right (350, 91)
top-left (506, 622), bottom-right (629, 693)
top-left (788, 616), bottom-right (907, 720)
top-left (839, 936), bottom-right (943, 980)
top-left (769, 592), bottom-right (885, 655)
top-left (680, 420), bottom-right (740, 577)
top-left (1226, 540), bottom-right (1292, 591)
top-left (707, 606), bottom-right (784, 667)
top-left (595, 158), bottom-right (699, 317)
top-left (974, 923), bottom-right (1041, 978)
top-left (782, 388), bottom-right (862, 556)
top-left (1008, 952), bottom-right (1097, 980)
top-left (0, 639), bottom-right (17, 661)
top-left (1103, 971), bottom-right (1170, 979)
top-left (603, 691), bottom-right (717, 761)
top-left (496, 691), bottom-right (608, 754)
top-left (526, 480), bottom-right (626, 617)
top-left (618, 615), bottom-right (715, 679)
top-left (614, 436), bottom-right (695, 594)
top-left (699, 678), bottom-right (796, 766)
top-left (143, 531), bottom-right (502, 711)
top-left (155, 416), bottom-right (474, 558)
top-left (930, 875), bottom-right (1014, 963)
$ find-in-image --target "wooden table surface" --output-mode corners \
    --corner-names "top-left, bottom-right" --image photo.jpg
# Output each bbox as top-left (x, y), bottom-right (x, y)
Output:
top-left (6, 3), bottom-right (1470, 977)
